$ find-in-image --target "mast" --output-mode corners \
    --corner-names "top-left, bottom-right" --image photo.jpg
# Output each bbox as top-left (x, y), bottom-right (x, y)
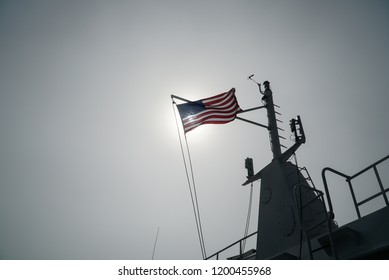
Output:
top-left (261, 81), bottom-right (281, 159)
top-left (206, 80), bottom-right (389, 260)
top-left (246, 81), bottom-right (327, 259)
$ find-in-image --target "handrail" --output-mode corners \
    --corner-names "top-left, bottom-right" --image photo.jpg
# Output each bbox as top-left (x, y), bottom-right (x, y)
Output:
top-left (320, 167), bottom-right (350, 260)
top-left (349, 155), bottom-right (389, 180)
top-left (321, 167), bottom-right (351, 220)
top-left (205, 231), bottom-right (257, 260)
top-left (320, 154), bottom-right (389, 259)
top-left (322, 155), bottom-right (389, 220)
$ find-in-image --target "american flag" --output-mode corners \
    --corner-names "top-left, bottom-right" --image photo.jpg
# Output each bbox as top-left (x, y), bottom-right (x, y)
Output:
top-left (177, 88), bottom-right (241, 133)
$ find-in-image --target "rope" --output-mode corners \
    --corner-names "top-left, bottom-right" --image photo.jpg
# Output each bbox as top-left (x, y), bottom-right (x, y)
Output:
top-left (293, 153), bottom-right (304, 259)
top-left (172, 100), bottom-right (207, 259)
top-left (151, 227), bottom-right (160, 260)
top-left (184, 133), bottom-right (207, 258)
top-left (242, 182), bottom-right (254, 253)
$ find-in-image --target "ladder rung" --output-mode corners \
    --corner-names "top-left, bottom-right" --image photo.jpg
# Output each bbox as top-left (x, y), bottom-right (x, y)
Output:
top-left (306, 218), bottom-right (327, 232)
top-left (298, 193), bottom-right (324, 209)
top-left (311, 244), bottom-right (331, 254)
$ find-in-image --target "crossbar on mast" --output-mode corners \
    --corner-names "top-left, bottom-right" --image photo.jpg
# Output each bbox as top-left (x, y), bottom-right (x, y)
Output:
top-left (238, 106), bottom-right (266, 113)
top-left (236, 116), bottom-right (268, 129)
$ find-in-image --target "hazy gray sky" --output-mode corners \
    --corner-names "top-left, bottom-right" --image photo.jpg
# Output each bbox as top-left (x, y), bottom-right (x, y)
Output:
top-left (0, 0), bottom-right (388, 259)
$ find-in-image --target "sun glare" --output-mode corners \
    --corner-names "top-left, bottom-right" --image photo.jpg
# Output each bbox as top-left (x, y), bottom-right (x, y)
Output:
top-left (168, 103), bottom-right (208, 146)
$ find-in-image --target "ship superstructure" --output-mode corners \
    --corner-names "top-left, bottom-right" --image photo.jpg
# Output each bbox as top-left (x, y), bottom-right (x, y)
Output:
top-left (206, 80), bottom-right (389, 260)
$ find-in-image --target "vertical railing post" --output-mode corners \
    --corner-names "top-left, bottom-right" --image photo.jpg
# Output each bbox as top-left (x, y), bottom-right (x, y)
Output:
top-left (374, 166), bottom-right (389, 206)
top-left (346, 179), bottom-right (361, 219)
top-left (239, 240), bottom-right (243, 258)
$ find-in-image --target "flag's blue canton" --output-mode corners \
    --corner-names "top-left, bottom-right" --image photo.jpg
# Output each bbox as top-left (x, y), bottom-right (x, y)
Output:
top-left (177, 101), bottom-right (205, 120)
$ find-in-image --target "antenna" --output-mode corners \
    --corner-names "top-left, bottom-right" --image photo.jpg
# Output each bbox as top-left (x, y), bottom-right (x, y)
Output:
top-left (247, 74), bottom-right (261, 86)
top-left (245, 157), bottom-right (254, 179)
top-left (290, 115), bottom-right (306, 143)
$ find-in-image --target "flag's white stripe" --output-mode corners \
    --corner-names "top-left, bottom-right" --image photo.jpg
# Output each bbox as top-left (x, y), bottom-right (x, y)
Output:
top-left (182, 98), bottom-right (238, 122)
top-left (202, 88), bottom-right (235, 103)
top-left (182, 105), bottom-right (240, 127)
top-left (203, 91), bottom-right (234, 106)
top-left (182, 106), bottom-right (240, 126)
top-left (184, 115), bottom-right (237, 132)
top-left (180, 88), bottom-right (240, 133)
top-left (203, 93), bottom-right (231, 105)
top-left (183, 107), bottom-right (239, 128)
top-left (205, 95), bottom-right (236, 109)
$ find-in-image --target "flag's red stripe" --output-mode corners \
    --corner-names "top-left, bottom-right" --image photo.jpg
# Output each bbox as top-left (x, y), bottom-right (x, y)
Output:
top-left (183, 113), bottom-right (238, 131)
top-left (179, 88), bottom-right (241, 133)
top-left (184, 115), bottom-right (237, 133)
top-left (204, 93), bottom-right (235, 108)
top-left (182, 93), bottom-right (238, 123)
top-left (184, 117), bottom-right (237, 132)
top-left (182, 105), bottom-right (240, 132)
top-left (203, 90), bottom-right (235, 106)
top-left (182, 103), bottom-right (240, 126)
top-left (182, 106), bottom-right (240, 131)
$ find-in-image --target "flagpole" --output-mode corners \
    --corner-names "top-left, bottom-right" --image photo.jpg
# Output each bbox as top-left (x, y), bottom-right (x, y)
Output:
top-left (171, 94), bottom-right (192, 103)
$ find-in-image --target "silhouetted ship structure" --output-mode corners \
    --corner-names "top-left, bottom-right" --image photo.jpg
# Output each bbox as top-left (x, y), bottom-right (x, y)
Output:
top-left (206, 80), bottom-right (389, 260)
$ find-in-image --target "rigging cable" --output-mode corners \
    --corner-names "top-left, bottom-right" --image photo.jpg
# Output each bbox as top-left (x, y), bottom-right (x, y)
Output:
top-left (242, 182), bottom-right (254, 253)
top-left (293, 152), bottom-right (304, 259)
top-left (184, 132), bottom-right (207, 258)
top-left (151, 227), bottom-right (160, 260)
top-left (172, 100), bottom-right (207, 259)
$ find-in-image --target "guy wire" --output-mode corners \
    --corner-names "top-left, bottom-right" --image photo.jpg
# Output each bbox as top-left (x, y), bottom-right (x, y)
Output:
top-left (152, 227), bottom-right (160, 260)
top-left (184, 132), bottom-right (207, 258)
top-left (243, 182), bottom-right (254, 253)
top-left (172, 100), bottom-right (206, 259)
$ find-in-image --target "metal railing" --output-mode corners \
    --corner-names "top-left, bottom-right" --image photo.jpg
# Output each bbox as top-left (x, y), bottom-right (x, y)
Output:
top-left (293, 183), bottom-right (329, 259)
top-left (298, 166), bottom-right (317, 189)
top-left (322, 154), bottom-right (389, 219)
top-left (321, 154), bottom-right (389, 259)
top-left (205, 231), bottom-right (257, 260)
